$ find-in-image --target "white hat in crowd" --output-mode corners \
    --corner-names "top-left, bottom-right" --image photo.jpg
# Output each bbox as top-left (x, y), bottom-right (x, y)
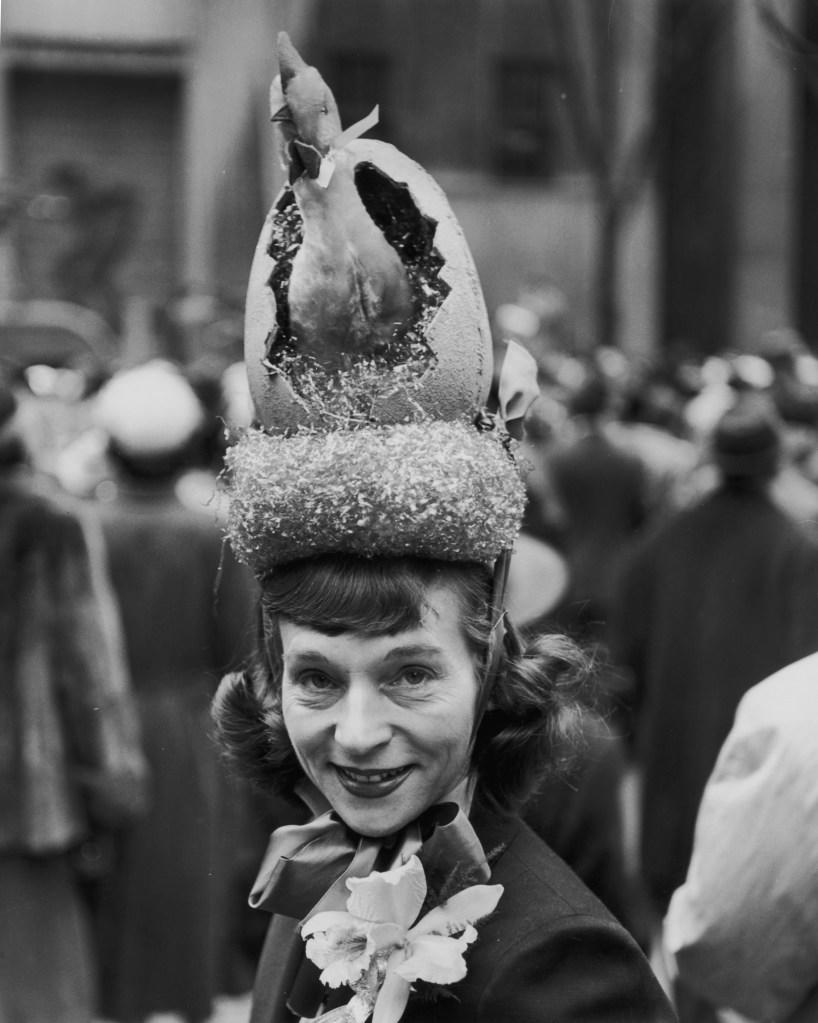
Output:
top-left (95, 359), bottom-right (205, 458)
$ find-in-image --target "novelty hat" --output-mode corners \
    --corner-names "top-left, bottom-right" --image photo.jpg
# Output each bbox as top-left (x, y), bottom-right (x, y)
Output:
top-left (224, 34), bottom-right (532, 578)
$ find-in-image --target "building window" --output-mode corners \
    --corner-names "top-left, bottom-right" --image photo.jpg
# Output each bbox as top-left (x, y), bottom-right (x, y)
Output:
top-left (329, 53), bottom-right (393, 143)
top-left (494, 59), bottom-right (558, 179)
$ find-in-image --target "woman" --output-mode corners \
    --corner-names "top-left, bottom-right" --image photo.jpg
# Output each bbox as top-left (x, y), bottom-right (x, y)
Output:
top-left (0, 378), bottom-right (146, 1023)
top-left (213, 35), bottom-right (675, 1019)
top-left (213, 554), bottom-right (675, 1022)
top-left (89, 361), bottom-right (258, 1023)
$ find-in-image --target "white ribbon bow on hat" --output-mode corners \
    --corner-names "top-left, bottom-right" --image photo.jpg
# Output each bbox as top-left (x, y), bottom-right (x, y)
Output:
top-left (497, 339), bottom-right (540, 427)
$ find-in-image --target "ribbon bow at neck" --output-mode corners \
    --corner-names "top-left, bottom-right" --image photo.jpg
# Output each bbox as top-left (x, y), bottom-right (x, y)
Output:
top-left (249, 787), bottom-right (490, 1020)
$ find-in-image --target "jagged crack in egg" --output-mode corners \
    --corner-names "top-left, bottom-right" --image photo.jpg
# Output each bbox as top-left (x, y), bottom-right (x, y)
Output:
top-left (244, 138), bottom-right (492, 432)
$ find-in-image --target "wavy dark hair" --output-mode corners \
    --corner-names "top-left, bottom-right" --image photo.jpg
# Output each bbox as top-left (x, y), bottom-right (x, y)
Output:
top-left (211, 554), bottom-right (594, 813)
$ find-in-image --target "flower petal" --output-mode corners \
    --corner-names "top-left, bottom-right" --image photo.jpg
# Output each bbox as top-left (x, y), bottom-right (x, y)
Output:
top-left (304, 924), bottom-right (375, 986)
top-left (368, 921), bottom-right (406, 951)
top-left (393, 932), bottom-right (471, 985)
top-left (371, 969), bottom-right (411, 1023)
top-left (346, 855), bottom-right (427, 927)
top-left (316, 944), bottom-right (372, 989)
top-left (302, 910), bottom-right (357, 938)
top-left (410, 883), bottom-right (503, 937)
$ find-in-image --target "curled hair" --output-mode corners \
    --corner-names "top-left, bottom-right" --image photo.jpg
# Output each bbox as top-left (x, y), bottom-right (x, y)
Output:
top-left (473, 628), bottom-right (596, 811)
top-left (211, 554), bottom-right (595, 814)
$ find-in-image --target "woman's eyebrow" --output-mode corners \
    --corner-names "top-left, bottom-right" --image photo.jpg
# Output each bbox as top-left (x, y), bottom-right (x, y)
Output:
top-left (381, 644), bottom-right (445, 661)
top-left (285, 650), bottom-right (334, 666)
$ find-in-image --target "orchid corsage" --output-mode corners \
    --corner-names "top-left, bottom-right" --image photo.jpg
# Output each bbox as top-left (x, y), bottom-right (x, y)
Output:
top-left (300, 854), bottom-right (503, 1023)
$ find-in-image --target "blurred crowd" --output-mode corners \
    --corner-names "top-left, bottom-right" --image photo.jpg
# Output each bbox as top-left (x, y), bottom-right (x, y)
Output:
top-left (498, 310), bottom-right (818, 1022)
top-left (0, 356), bottom-right (266, 1023)
top-left (4, 303), bottom-right (818, 1023)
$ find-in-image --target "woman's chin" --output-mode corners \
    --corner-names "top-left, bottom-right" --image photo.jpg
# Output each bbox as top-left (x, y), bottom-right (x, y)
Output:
top-left (317, 766), bottom-right (473, 837)
top-left (334, 801), bottom-right (414, 838)
top-left (321, 770), bottom-right (422, 836)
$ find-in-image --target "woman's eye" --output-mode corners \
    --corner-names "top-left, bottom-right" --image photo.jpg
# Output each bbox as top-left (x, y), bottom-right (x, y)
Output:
top-left (297, 671), bottom-right (337, 692)
top-left (395, 667), bottom-right (433, 688)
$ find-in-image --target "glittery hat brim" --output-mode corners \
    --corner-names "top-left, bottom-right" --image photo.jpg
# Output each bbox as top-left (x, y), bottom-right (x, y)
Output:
top-left (224, 420), bottom-right (526, 575)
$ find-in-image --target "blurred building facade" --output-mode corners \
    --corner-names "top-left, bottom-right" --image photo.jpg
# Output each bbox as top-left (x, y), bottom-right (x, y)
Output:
top-left (0, 0), bottom-right (808, 361)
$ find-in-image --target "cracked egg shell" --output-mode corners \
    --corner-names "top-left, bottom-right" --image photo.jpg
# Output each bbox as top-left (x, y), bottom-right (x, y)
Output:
top-left (244, 137), bottom-right (493, 430)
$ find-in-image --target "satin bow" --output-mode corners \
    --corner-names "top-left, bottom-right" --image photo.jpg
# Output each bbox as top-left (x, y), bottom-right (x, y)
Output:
top-left (249, 784), bottom-right (491, 1020)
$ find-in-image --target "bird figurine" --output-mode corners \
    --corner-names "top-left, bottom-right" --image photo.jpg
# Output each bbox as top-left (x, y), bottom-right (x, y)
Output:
top-left (270, 32), bottom-right (414, 372)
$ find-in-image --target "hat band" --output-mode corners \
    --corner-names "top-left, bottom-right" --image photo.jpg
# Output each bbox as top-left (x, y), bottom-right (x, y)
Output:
top-left (224, 419), bottom-right (526, 576)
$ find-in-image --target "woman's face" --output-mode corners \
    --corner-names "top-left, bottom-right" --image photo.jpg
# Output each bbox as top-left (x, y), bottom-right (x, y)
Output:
top-left (279, 584), bottom-right (480, 837)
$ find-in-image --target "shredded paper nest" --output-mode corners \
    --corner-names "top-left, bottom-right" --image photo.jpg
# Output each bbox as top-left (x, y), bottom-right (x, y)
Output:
top-left (224, 419), bottom-right (526, 575)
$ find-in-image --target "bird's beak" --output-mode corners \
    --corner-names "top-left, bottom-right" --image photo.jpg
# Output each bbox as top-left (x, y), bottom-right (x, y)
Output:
top-left (271, 103), bottom-right (294, 125)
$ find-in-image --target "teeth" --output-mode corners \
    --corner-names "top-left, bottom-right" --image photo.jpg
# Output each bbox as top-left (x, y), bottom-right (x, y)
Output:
top-left (339, 767), bottom-right (406, 784)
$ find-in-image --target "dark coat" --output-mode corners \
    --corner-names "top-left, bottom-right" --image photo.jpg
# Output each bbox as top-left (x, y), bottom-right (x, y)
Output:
top-left (522, 712), bottom-right (651, 948)
top-left (610, 484), bottom-right (818, 911)
top-left (250, 807), bottom-right (676, 1022)
top-left (0, 469), bottom-right (145, 853)
top-left (0, 467), bottom-right (146, 1023)
top-left (91, 481), bottom-right (258, 1022)
top-left (544, 427), bottom-right (648, 639)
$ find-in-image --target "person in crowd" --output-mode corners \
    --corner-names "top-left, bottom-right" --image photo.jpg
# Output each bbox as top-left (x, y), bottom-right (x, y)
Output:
top-left (521, 708), bottom-right (652, 951)
top-left (539, 369), bottom-right (651, 648)
top-left (516, 392), bottom-right (571, 549)
top-left (609, 392), bottom-right (818, 928)
top-left (0, 378), bottom-right (147, 1023)
top-left (682, 353), bottom-right (818, 536)
top-left (663, 651), bottom-right (818, 1023)
top-left (503, 529), bottom-right (651, 947)
top-left (87, 360), bottom-right (258, 1023)
top-left (753, 326), bottom-right (818, 435)
top-left (611, 367), bottom-right (700, 517)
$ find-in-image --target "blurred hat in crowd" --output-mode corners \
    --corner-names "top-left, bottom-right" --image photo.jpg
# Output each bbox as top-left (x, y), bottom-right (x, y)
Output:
top-left (567, 370), bottom-right (609, 418)
top-left (712, 395), bottom-right (782, 480)
top-left (772, 377), bottom-right (818, 428)
top-left (684, 357), bottom-right (735, 442)
top-left (94, 359), bottom-right (205, 459)
top-left (522, 392), bottom-right (568, 442)
top-left (505, 532), bottom-right (569, 628)
top-left (494, 303), bottom-right (541, 342)
top-left (729, 353), bottom-right (775, 391)
top-left (752, 326), bottom-right (806, 370)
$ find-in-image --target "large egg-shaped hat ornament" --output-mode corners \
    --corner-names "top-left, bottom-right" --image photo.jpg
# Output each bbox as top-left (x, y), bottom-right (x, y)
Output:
top-left (225, 32), bottom-right (527, 575)
top-left (245, 31), bottom-right (492, 429)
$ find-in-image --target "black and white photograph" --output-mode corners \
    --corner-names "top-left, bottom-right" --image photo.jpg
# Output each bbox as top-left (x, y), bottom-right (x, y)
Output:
top-left (1, 2), bottom-right (817, 1022)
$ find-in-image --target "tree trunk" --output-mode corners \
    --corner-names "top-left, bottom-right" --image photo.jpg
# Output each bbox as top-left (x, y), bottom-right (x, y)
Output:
top-left (657, 0), bottom-right (740, 355)
top-left (595, 188), bottom-right (620, 349)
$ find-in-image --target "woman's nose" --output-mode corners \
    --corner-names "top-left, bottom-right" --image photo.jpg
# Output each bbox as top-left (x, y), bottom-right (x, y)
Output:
top-left (333, 683), bottom-right (391, 755)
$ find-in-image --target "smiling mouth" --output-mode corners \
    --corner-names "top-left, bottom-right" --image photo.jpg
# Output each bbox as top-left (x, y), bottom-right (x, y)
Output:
top-left (334, 765), bottom-right (412, 796)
